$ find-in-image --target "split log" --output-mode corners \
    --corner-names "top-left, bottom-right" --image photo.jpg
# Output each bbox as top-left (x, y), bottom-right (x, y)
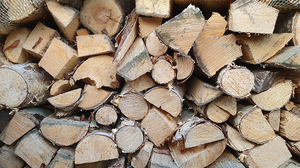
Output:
top-left (14, 129), bottom-right (59, 168)
top-left (217, 65), bottom-right (254, 98)
top-left (136, 0), bottom-right (172, 18)
top-left (237, 33), bottom-right (293, 64)
top-left (72, 55), bottom-right (121, 89)
top-left (138, 16), bottom-right (162, 38)
top-left (0, 107), bottom-right (52, 145)
top-left (40, 114), bottom-right (89, 146)
top-left (131, 140), bottom-right (153, 168)
top-left (145, 31), bottom-right (168, 56)
top-left (50, 79), bottom-right (78, 96)
top-left (47, 147), bottom-right (75, 168)
top-left (74, 130), bottom-right (119, 164)
top-left (23, 22), bottom-right (60, 59)
top-left (279, 110), bottom-right (300, 141)
top-left (116, 36), bottom-right (153, 81)
top-left (197, 12), bottom-right (227, 38)
top-left (38, 38), bottom-right (79, 79)
top-left (141, 107), bottom-right (177, 146)
top-left (126, 74), bottom-right (156, 92)
top-left (251, 79), bottom-right (293, 111)
top-left (266, 109), bottom-right (281, 132)
top-left (0, 50), bottom-right (13, 66)
top-left (76, 34), bottom-right (115, 58)
top-left (228, 0), bottom-right (279, 34)
top-left (193, 34), bottom-right (242, 77)
top-left (149, 147), bottom-right (178, 168)
top-left (265, 46), bottom-right (300, 69)
top-left (286, 141), bottom-right (300, 157)
top-left (0, 63), bottom-right (51, 109)
top-left (156, 4), bottom-right (205, 55)
top-left (185, 77), bottom-right (222, 106)
top-left (46, 1), bottom-right (80, 42)
top-left (95, 105), bottom-right (118, 126)
top-left (207, 149), bottom-right (245, 168)
top-left (76, 28), bottom-right (89, 36)
top-left (0, 145), bottom-right (25, 168)
top-left (151, 57), bottom-right (175, 84)
top-left (80, 0), bottom-right (124, 37)
top-left (173, 53), bottom-right (194, 81)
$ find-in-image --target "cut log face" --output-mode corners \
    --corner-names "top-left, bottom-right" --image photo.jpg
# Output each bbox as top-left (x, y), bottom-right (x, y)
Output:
top-left (50, 79), bottom-right (78, 96)
top-left (207, 149), bottom-right (245, 168)
top-left (226, 124), bottom-right (255, 152)
top-left (95, 105), bottom-right (118, 126)
top-left (267, 109), bottom-right (281, 132)
top-left (251, 79), bottom-right (293, 111)
top-left (126, 74), bottom-right (156, 92)
top-left (228, 0), bottom-right (279, 34)
top-left (47, 147), bottom-right (75, 168)
top-left (149, 148), bottom-right (179, 168)
top-left (279, 110), bottom-right (300, 141)
top-left (146, 31), bottom-right (168, 57)
top-left (80, 0), bottom-right (124, 37)
top-left (136, 0), bottom-right (172, 18)
top-left (156, 4), bottom-right (205, 55)
top-left (76, 28), bottom-right (89, 36)
top-left (197, 12), bottom-right (227, 38)
top-left (151, 58), bottom-right (175, 84)
top-left (0, 145), bottom-right (25, 168)
top-left (72, 55), bottom-right (121, 89)
top-left (15, 129), bottom-right (59, 168)
top-left (131, 140), bottom-right (153, 168)
top-left (138, 16), bottom-right (162, 38)
top-left (174, 54), bottom-right (194, 81)
top-left (265, 46), bottom-right (300, 69)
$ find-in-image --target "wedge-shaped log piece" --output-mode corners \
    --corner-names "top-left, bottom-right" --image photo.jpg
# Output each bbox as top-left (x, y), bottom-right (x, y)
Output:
top-left (46, 1), bottom-right (80, 42)
top-left (156, 4), bottom-right (205, 55)
top-left (152, 57), bottom-right (175, 84)
top-left (23, 22), bottom-right (60, 59)
top-left (50, 79), bottom-right (78, 96)
top-left (0, 107), bottom-right (52, 145)
top-left (186, 77), bottom-right (222, 106)
top-left (40, 114), bottom-right (89, 146)
top-left (48, 88), bottom-right (82, 112)
top-left (0, 63), bottom-right (51, 109)
top-left (75, 130), bottom-right (119, 164)
top-left (286, 141), bottom-right (300, 157)
top-left (237, 33), bottom-right (293, 64)
top-left (73, 55), bottom-right (121, 89)
top-left (15, 129), bottom-right (59, 168)
top-left (174, 54), bottom-right (194, 81)
top-left (193, 34), bottom-right (242, 77)
top-left (141, 107), bottom-right (177, 146)
top-left (149, 148), bottom-right (179, 168)
top-left (0, 145), bottom-right (25, 168)
top-left (77, 34), bottom-right (115, 58)
top-left (80, 0), bottom-right (124, 37)
top-left (279, 110), bottom-right (300, 141)
top-left (117, 37), bottom-right (153, 81)
top-left (146, 31), bottom-right (168, 57)
top-left (168, 139), bottom-right (227, 168)
top-left (126, 74), bottom-right (156, 92)
top-left (197, 12), bottom-right (227, 38)
top-left (131, 141), bottom-right (153, 168)
top-left (228, 0), bottom-right (279, 34)
top-left (242, 136), bottom-right (291, 168)
top-left (136, 0), bottom-right (172, 18)
top-left (265, 46), bottom-right (300, 69)
top-left (138, 16), bottom-right (162, 38)
top-left (267, 109), bottom-right (281, 132)
top-left (251, 79), bottom-right (293, 111)
top-left (47, 147), bottom-right (75, 168)
top-left (207, 149), bottom-right (245, 168)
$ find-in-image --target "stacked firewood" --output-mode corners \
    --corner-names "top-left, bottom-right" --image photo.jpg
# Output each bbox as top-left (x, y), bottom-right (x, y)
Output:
top-left (1, 0), bottom-right (300, 168)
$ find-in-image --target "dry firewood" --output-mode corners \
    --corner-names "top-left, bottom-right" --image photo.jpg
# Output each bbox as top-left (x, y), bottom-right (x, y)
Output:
top-left (76, 28), bottom-right (89, 36)
top-left (193, 34), bottom-right (242, 77)
top-left (228, 104), bottom-right (276, 144)
top-left (116, 36), bottom-right (153, 81)
top-left (50, 79), bottom-right (78, 96)
top-left (78, 85), bottom-right (117, 110)
top-left (15, 129), bottom-right (59, 168)
top-left (151, 57), bottom-right (175, 84)
top-left (72, 55), bottom-right (121, 89)
top-left (145, 31), bottom-right (168, 57)
top-left (108, 156), bottom-right (126, 168)
top-left (185, 77), bottom-right (222, 106)
top-left (168, 139), bottom-right (227, 168)
top-left (265, 46), bottom-right (300, 69)
top-left (173, 53), bottom-right (194, 81)
top-left (141, 107), bottom-right (177, 146)
top-left (23, 22), bottom-right (60, 59)
top-left (46, 1), bottom-right (80, 42)
top-left (138, 16), bottom-right (162, 38)
top-left (80, 0), bottom-right (124, 37)
top-left (279, 110), bottom-right (300, 141)
top-left (266, 109), bottom-right (281, 132)
top-left (279, 159), bottom-right (300, 168)
top-left (76, 34), bottom-right (115, 58)
top-left (217, 65), bottom-right (254, 98)
top-left (149, 147), bottom-right (178, 168)
top-left (126, 74), bottom-right (156, 92)
top-left (207, 149), bottom-right (245, 168)
top-left (286, 140), bottom-right (300, 157)
top-left (0, 107), bottom-right (52, 145)
top-left (156, 4), bottom-right (205, 56)
top-left (144, 84), bottom-right (185, 117)
top-left (136, 0), bottom-right (172, 18)
top-left (131, 140), bottom-right (153, 168)
top-left (240, 136), bottom-right (291, 168)
top-left (74, 130), bottom-right (119, 164)
top-left (0, 63), bottom-right (51, 109)
top-left (197, 12), bottom-right (227, 38)
top-left (0, 144), bottom-right (25, 168)
top-left (0, 50), bottom-right (13, 66)
top-left (251, 79), bottom-right (293, 111)
top-left (237, 33), bottom-right (293, 64)
top-left (47, 147), bottom-right (75, 168)
top-left (95, 105), bottom-right (118, 126)
top-left (38, 38), bottom-right (79, 79)
top-left (228, 0), bottom-right (279, 34)
top-left (3, 27), bottom-right (32, 63)
top-left (40, 114), bottom-right (89, 146)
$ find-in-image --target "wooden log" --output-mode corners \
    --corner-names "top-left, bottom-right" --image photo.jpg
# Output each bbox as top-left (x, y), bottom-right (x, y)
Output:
top-left (23, 22), bottom-right (60, 59)
top-left (240, 136), bottom-right (291, 168)
top-left (50, 79), bottom-right (78, 96)
top-left (228, 105), bottom-right (276, 144)
top-left (15, 129), bottom-right (59, 168)
top-left (286, 140), bottom-right (300, 157)
top-left (149, 147), bottom-right (179, 168)
top-left (217, 65), bottom-right (254, 98)
top-left (0, 144), bottom-right (25, 168)
top-left (197, 12), bottom-right (227, 38)
top-left (228, 0), bottom-right (279, 34)
top-left (279, 110), bottom-right (300, 141)
top-left (74, 130), bottom-right (119, 164)
top-left (40, 114), bottom-right (89, 146)
top-left (173, 53), bottom-right (194, 81)
top-left (151, 57), bottom-right (175, 84)
top-left (193, 34), bottom-right (242, 77)
top-left (38, 38), bottom-right (79, 79)
top-left (47, 147), bottom-right (75, 168)
top-left (0, 63), bottom-right (51, 109)
top-left (156, 4), bottom-right (205, 55)
top-left (185, 77), bottom-right (222, 106)
top-left (265, 46), bottom-right (300, 69)
top-left (95, 105), bottom-right (118, 126)
top-left (72, 55), bottom-right (121, 89)
top-left (251, 79), bottom-right (293, 111)
top-left (237, 33), bottom-right (293, 64)
top-left (146, 31), bottom-right (168, 57)
top-left (76, 28), bottom-right (90, 36)
top-left (0, 107), bottom-right (52, 145)
top-left (138, 16), bottom-right (162, 38)
top-left (136, 0), bottom-right (172, 18)
top-left (46, 1), bottom-right (80, 42)
top-left (0, 50), bottom-right (13, 66)
top-left (131, 140), bottom-right (153, 168)
top-left (126, 74), bottom-right (156, 92)
top-left (141, 107), bottom-right (177, 146)
top-left (266, 109), bottom-right (281, 132)
top-left (207, 149), bottom-right (245, 168)
top-left (80, 0), bottom-right (124, 37)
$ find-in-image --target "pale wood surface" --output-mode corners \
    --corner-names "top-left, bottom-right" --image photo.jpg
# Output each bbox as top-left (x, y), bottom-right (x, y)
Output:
top-left (174, 54), bottom-right (194, 81)
top-left (136, 0), bottom-right (172, 18)
top-left (0, 145), bottom-right (25, 168)
top-left (226, 124), bottom-right (255, 152)
top-left (50, 79), bottom-right (77, 96)
top-left (198, 12), bottom-right (227, 38)
top-left (47, 147), bottom-right (75, 168)
top-left (279, 110), bottom-right (300, 141)
top-left (146, 31), bottom-right (168, 56)
top-left (131, 141), bottom-right (153, 168)
top-left (151, 58), bottom-right (175, 84)
top-left (138, 17), bottom-right (162, 38)
top-left (126, 74), bottom-right (156, 92)
top-left (95, 105), bottom-right (118, 126)
top-left (207, 149), bottom-right (245, 168)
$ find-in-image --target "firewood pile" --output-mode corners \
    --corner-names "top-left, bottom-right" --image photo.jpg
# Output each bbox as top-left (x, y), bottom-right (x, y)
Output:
top-left (1, 0), bottom-right (300, 167)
